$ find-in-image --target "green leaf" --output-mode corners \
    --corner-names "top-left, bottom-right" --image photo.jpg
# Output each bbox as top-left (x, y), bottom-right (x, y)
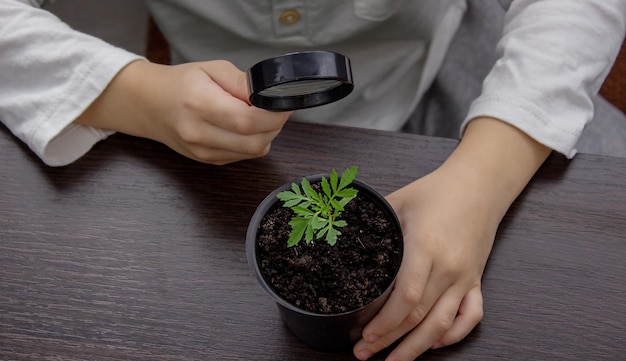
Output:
top-left (292, 206), bottom-right (315, 217)
top-left (338, 166), bottom-right (358, 190)
top-left (288, 217), bottom-right (309, 230)
top-left (321, 177), bottom-right (332, 199)
top-left (301, 178), bottom-right (321, 203)
top-left (277, 183), bottom-right (302, 199)
top-left (325, 226), bottom-right (340, 246)
top-left (330, 169), bottom-right (339, 193)
top-left (333, 220), bottom-right (347, 228)
top-left (311, 216), bottom-right (326, 230)
top-left (330, 198), bottom-right (345, 212)
top-left (287, 217), bottom-right (308, 247)
top-left (339, 197), bottom-right (357, 210)
top-left (304, 220), bottom-right (315, 244)
top-left (282, 198), bottom-right (302, 208)
top-left (316, 225), bottom-right (328, 240)
top-left (276, 190), bottom-right (297, 201)
top-left (336, 188), bottom-right (358, 198)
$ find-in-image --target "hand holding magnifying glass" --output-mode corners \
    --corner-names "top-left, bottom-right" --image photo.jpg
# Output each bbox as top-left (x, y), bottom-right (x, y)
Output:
top-left (247, 51), bottom-right (354, 111)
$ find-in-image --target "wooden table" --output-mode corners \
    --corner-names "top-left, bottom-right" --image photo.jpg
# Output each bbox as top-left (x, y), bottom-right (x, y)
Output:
top-left (1, 121), bottom-right (625, 360)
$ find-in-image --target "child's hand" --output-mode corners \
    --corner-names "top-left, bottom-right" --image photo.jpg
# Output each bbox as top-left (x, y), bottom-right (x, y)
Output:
top-left (353, 165), bottom-right (495, 361)
top-left (77, 60), bottom-right (292, 165)
top-left (353, 117), bottom-right (551, 360)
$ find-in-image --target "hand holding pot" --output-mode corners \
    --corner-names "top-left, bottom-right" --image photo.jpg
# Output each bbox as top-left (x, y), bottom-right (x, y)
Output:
top-left (76, 60), bottom-right (292, 165)
top-left (353, 117), bottom-right (551, 360)
top-left (353, 163), bottom-right (494, 361)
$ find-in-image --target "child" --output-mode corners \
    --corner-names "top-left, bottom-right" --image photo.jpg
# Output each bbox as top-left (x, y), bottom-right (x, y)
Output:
top-left (1, 1), bottom-right (624, 360)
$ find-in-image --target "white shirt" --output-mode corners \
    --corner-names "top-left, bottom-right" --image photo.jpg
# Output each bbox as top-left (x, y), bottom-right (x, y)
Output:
top-left (146, 0), bottom-right (467, 132)
top-left (1, 0), bottom-right (624, 166)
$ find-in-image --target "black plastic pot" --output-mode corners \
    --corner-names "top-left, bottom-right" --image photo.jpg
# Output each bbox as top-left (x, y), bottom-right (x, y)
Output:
top-left (246, 174), bottom-right (403, 351)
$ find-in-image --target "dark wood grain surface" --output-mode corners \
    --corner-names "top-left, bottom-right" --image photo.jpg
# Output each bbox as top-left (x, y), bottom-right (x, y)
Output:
top-left (1, 121), bottom-right (625, 360)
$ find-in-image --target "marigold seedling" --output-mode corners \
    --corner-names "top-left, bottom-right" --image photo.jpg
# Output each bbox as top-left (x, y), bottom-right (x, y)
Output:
top-left (277, 166), bottom-right (359, 247)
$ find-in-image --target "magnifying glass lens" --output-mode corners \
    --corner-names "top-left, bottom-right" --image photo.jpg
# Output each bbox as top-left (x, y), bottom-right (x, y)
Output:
top-left (258, 79), bottom-right (343, 97)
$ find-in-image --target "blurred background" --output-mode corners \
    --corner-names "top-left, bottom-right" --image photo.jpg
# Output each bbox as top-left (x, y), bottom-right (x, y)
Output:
top-left (46, 0), bottom-right (149, 55)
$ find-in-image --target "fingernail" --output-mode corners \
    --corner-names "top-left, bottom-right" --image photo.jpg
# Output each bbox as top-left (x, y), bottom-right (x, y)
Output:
top-left (366, 334), bottom-right (379, 343)
top-left (356, 349), bottom-right (373, 360)
top-left (431, 342), bottom-right (443, 349)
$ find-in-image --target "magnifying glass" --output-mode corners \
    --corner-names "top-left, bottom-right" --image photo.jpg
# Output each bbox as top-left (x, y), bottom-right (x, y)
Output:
top-left (247, 51), bottom-right (354, 111)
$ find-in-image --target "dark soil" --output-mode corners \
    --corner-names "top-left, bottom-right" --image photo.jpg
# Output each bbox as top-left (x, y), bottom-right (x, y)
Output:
top-left (256, 184), bottom-right (402, 314)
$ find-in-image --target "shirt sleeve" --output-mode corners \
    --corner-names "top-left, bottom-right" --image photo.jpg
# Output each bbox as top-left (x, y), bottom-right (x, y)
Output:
top-left (0, 0), bottom-right (144, 166)
top-left (462, 0), bottom-right (626, 158)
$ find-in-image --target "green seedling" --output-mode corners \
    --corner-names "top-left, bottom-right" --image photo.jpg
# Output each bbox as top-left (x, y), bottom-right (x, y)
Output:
top-left (277, 166), bottom-right (359, 247)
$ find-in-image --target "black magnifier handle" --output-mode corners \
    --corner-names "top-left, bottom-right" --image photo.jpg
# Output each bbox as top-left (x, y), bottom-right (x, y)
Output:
top-left (247, 51), bottom-right (354, 111)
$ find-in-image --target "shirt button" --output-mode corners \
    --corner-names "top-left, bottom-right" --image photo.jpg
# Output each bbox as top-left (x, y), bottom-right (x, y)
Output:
top-left (279, 9), bottom-right (300, 25)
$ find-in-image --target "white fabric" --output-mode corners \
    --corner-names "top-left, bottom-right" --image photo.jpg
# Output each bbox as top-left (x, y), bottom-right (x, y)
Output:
top-left (145, 0), bottom-right (467, 132)
top-left (0, 0), bottom-right (142, 166)
top-left (1, 0), bottom-right (625, 166)
top-left (464, 0), bottom-right (626, 158)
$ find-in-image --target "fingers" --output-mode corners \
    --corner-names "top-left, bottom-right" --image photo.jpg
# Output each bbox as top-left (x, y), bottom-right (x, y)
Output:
top-left (176, 60), bottom-right (292, 135)
top-left (359, 251), bottom-right (435, 343)
top-left (384, 288), bottom-right (465, 361)
top-left (192, 97), bottom-right (289, 162)
top-left (431, 286), bottom-right (483, 349)
top-left (355, 286), bottom-right (481, 361)
top-left (161, 61), bottom-right (293, 164)
top-left (352, 234), bottom-right (483, 361)
top-left (204, 101), bottom-right (292, 136)
top-left (191, 74), bottom-right (292, 135)
top-left (178, 143), bottom-right (272, 165)
top-left (176, 127), bottom-right (279, 164)
top-left (353, 240), bottom-right (448, 359)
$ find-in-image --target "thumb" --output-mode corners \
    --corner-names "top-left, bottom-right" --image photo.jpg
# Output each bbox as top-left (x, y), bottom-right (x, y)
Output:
top-left (197, 60), bottom-right (251, 104)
